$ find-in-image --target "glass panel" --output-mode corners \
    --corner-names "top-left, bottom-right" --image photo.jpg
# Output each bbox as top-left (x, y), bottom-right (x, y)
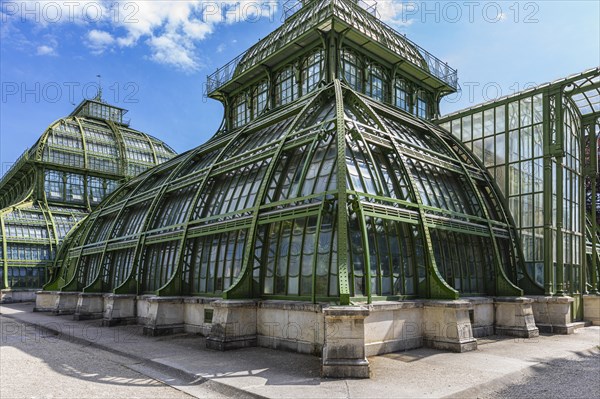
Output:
top-left (341, 48), bottom-right (362, 92)
top-left (275, 66), bottom-right (298, 106)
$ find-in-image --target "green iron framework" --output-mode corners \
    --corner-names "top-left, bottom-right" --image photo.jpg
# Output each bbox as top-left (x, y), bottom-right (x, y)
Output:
top-left (437, 68), bottom-right (600, 314)
top-left (0, 99), bottom-right (177, 290)
top-left (46, 0), bottom-right (526, 304)
top-left (47, 82), bottom-right (524, 303)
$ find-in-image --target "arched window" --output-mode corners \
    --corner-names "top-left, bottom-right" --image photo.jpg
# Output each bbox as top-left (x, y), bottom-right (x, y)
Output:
top-left (341, 49), bottom-right (362, 91)
top-left (301, 49), bottom-right (324, 95)
top-left (275, 66), bottom-right (298, 106)
top-left (252, 80), bottom-right (269, 118)
top-left (232, 94), bottom-right (248, 128)
top-left (394, 79), bottom-right (409, 112)
top-left (366, 63), bottom-right (386, 102)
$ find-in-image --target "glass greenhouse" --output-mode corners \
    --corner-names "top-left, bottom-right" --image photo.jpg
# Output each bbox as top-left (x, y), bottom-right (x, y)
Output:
top-left (0, 98), bottom-right (177, 292)
top-left (437, 68), bottom-right (600, 319)
top-left (46, 0), bottom-right (526, 304)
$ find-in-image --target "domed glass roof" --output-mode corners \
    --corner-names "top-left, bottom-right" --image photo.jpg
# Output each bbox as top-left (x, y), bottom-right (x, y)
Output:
top-left (49, 82), bottom-right (523, 302)
top-left (0, 99), bottom-right (177, 290)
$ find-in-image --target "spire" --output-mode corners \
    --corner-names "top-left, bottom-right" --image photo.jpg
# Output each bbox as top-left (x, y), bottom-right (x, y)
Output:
top-left (96, 74), bottom-right (103, 102)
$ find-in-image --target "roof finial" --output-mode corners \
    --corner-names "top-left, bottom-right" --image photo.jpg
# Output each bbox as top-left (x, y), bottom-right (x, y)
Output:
top-left (96, 74), bottom-right (103, 101)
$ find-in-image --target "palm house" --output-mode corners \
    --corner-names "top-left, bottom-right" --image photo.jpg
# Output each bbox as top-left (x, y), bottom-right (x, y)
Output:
top-left (35, 0), bottom-right (600, 378)
top-left (0, 98), bottom-right (176, 301)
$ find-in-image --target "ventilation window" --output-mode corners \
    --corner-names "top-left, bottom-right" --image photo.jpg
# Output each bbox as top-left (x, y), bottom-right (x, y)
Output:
top-left (204, 308), bottom-right (214, 324)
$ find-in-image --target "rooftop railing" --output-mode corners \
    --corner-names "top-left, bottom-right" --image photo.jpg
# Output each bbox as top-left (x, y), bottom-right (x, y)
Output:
top-left (0, 148), bottom-right (30, 181)
top-left (206, 0), bottom-right (457, 94)
top-left (283, 0), bottom-right (377, 19)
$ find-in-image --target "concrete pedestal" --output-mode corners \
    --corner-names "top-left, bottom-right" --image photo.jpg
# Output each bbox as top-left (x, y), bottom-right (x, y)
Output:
top-left (494, 297), bottom-right (539, 338)
top-left (321, 306), bottom-right (370, 379)
top-left (583, 295), bottom-right (600, 326)
top-left (463, 297), bottom-right (494, 338)
top-left (53, 292), bottom-right (80, 315)
top-left (422, 300), bottom-right (477, 353)
top-left (1, 289), bottom-right (37, 303)
top-left (103, 294), bottom-right (137, 326)
top-left (206, 300), bottom-right (258, 350)
top-left (530, 296), bottom-right (576, 334)
top-left (364, 301), bottom-right (423, 356)
top-left (73, 293), bottom-right (105, 320)
top-left (140, 296), bottom-right (185, 336)
top-left (34, 291), bottom-right (60, 312)
top-left (257, 301), bottom-right (325, 355)
top-left (183, 297), bottom-right (218, 335)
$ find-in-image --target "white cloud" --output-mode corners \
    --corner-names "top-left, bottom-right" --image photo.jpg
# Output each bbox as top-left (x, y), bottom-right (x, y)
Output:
top-left (104, 0), bottom-right (278, 71)
top-left (3, 0), bottom-right (279, 72)
top-left (376, 1), bottom-right (414, 28)
top-left (86, 29), bottom-right (114, 54)
top-left (36, 44), bottom-right (57, 56)
top-left (148, 34), bottom-right (199, 71)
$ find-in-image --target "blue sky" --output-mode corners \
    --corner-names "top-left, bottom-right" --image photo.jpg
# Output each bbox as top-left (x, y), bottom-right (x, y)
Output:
top-left (1, 0), bottom-right (599, 171)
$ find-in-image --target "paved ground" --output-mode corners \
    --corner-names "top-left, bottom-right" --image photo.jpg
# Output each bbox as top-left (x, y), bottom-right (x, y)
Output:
top-left (0, 315), bottom-right (230, 399)
top-left (472, 349), bottom-right (600, 399)
top-left (1, 302), bottom-right (599, 399)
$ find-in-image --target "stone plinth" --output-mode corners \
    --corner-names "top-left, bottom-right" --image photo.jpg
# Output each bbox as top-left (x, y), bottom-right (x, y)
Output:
top-left (103, 294), bottom-right (137, 326)
top-left (183, 297), bottom-right (219, 335)
top-left (462, 297), bottom-right (494, 338)
top-left (206, 300), bottom-right (258, 351)
top-left (529, 295), bottom-right (575, 334)
top-left (422, 300), bottom-right (477, 353)
top-left (140, 296), bottom-right (185, 336)
top-left (321, 306), bottom-right (370, 379)
top-left (1, 289), bottom-right (37, 303)
top-left (34, 291), bottom-right (60, 312)
top-left (53, 292), bottom-right (80, 315)
top-left (73, 293), bottom-right (105, 320)
top-left (257, 300), bottom-right (325, 355)
top-left (494, 297), bottom-right (539, 338)
top-left (583, 295), bottom-right (600, 326)
top-left (364, 301), bottom-right (423, 356)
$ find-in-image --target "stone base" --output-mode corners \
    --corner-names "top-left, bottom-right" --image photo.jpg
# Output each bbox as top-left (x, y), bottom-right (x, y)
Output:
top-left (102, 317), bottom-right (138, 327)
top-left (321, 306), bottom-right (370, 379)
top-left (494, 297), bottom-right (539, 338)
top-left (422, 300), bottom-right (477, 353)
top-left (26, 293), bottom-right (582, 381)
top-left (495, 326), bottom-right (539, 338)
top-left (53, 292), bottom-right (80, 315)
top-left (206, 300), bottom-right (258, 351)
top-left (183, 297), bottom-right (218, 336)
top-left (257, 300), bottom-right (324, 356)
top-left (463, 297), bottom-right (494, 338)
top-left (364, 301), bottom-right (423, 356)
top-left (206, 334), bottom-right (258, 350)
top-left (535, 323), bottom-right (580, 334)
top-left (322, 359), bottom-right (370, 379)
top-left (103, 294), bottom-right (136, 326)
top-left (34, 291), bottom-right (60, 312)
top-left (583, 295), bottom-right (600, 326)
top-left (73, 293), bottom-right (105, 320)
top-left (529, 295), bottom-right (574, 334)
top-left (143, 324), bottom-right (185, 336)
top-left (138, 296), bottom-right (185, 336)
top-left (472, 325), bottom-right (494, 338)
top-left (1, 289), bottom-right (37, 303)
